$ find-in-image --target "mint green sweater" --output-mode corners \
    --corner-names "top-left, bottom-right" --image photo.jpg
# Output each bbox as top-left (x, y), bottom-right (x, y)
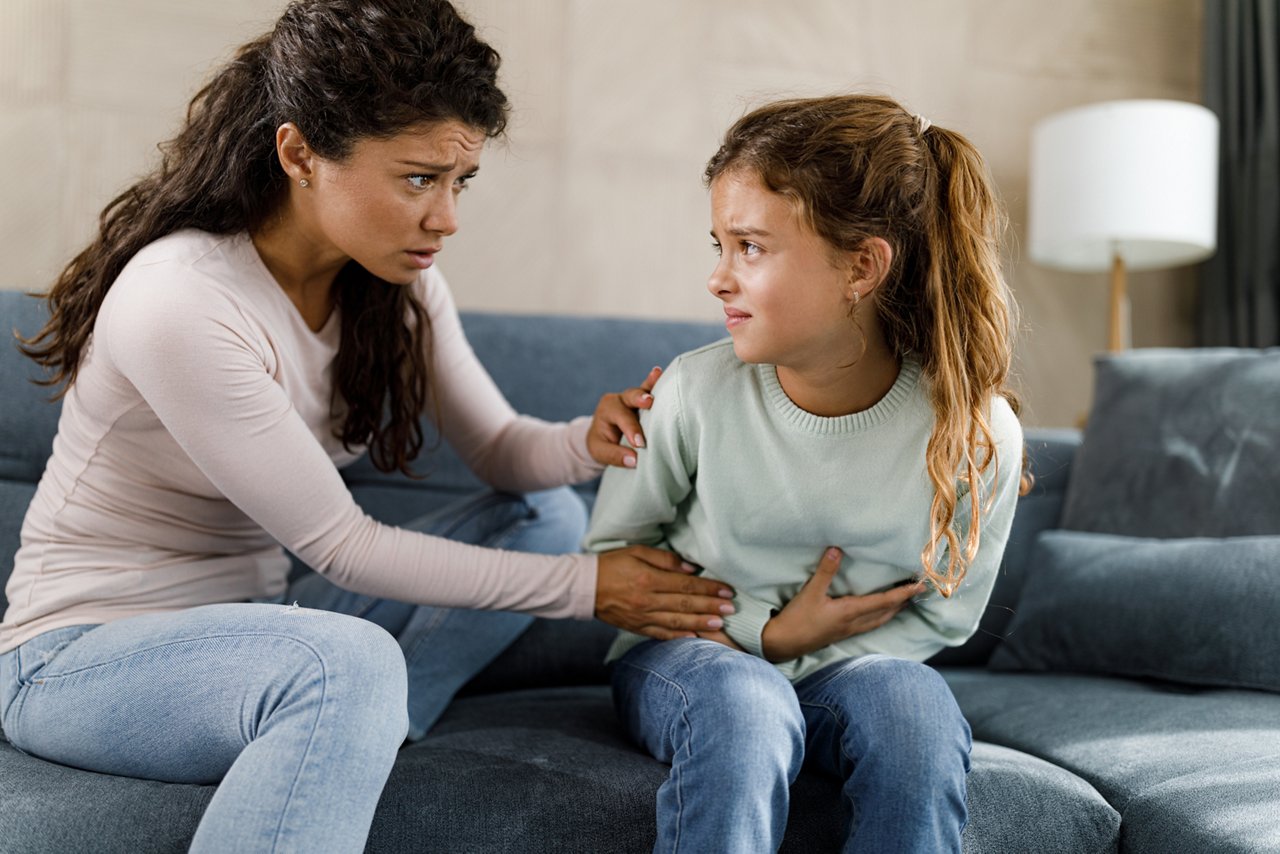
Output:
top-left (583, 340), bottom-right (1024, 682)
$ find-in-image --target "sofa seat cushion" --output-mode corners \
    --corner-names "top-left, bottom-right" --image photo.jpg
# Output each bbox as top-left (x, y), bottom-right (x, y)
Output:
top-left (943, 668), bottom-right (1280, 853)
top-left (1, 683), bottom-right (1119, 854)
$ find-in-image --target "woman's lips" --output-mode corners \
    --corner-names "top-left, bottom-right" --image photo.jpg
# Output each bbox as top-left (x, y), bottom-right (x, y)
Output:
top-left (406, 249), bottom-right (438, 269)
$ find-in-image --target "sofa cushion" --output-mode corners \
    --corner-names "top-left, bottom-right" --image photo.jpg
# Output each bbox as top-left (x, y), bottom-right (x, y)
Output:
top-left (0, 683), bottom-right (1120, 854)
top-left (1118, 755), bottom-right (1280, 853)
top-left (944, 668), bottom-right (1280, 853)
top-left (0, 292), bottom-right (59, 484)
top-left (987, 531), bottom-right (1280, 692)
top-left (1060, 348), bottom-right (1280, 537)
top-left (929, 429), bottom-right (1079, 668)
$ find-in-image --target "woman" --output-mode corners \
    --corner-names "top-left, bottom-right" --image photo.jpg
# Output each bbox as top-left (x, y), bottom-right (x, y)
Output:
top-left (0, 1), bottom-right (734, 850)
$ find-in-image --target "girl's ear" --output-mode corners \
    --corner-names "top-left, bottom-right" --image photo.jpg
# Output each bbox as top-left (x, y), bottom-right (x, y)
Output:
top-left (846, 237), bottom-right (894, 301)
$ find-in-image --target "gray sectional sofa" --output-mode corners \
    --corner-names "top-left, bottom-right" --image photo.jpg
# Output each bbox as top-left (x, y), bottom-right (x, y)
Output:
top-left (2, 286), bottom-right (1277, 853)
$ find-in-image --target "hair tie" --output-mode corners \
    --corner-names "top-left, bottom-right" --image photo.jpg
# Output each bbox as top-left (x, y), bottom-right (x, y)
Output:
top-left (915, 114), bottom-right (932, 135)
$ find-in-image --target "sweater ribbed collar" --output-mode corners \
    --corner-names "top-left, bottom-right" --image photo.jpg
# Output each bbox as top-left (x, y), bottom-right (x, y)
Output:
top-left (758, 355), bottom-right (923, 435)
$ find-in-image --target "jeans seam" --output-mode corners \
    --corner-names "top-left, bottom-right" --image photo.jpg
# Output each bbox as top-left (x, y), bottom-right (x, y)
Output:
top-left (615, 658), bottom-right (690, 853)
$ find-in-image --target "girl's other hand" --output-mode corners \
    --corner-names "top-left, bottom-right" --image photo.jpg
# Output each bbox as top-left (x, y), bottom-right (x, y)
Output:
top-left (761, 547), bottom-right (925, 663)
top-left (596, 544), bottom-right (735, 639)
top-left (587, 366), bottom-right (662, 469)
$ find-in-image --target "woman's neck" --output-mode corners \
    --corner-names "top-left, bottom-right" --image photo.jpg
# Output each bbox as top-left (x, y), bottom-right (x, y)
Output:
top-left (250, 207), bottom-right (349, 332)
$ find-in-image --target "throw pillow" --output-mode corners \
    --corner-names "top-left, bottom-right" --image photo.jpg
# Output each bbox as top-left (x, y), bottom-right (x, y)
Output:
top-left (1059, 348), bottom-right (1280, 537)
top-left (988, 531), bottom-right (1280, 692)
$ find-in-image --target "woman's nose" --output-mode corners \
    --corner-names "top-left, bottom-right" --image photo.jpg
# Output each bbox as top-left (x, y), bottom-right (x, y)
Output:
top-left (422, 191), bottom-right (459, 236)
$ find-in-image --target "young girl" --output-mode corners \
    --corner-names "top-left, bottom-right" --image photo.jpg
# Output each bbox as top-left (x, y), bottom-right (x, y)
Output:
top-left (584, 94), bottom-right (1029, 853)
top-left (0, 2), bottom-right (732, 851)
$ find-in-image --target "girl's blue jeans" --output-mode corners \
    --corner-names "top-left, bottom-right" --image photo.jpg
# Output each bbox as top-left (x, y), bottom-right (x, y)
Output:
top-left (611, 639), bottom-right (971, 854)
top-left (0, 487), bottom-right (588, 854)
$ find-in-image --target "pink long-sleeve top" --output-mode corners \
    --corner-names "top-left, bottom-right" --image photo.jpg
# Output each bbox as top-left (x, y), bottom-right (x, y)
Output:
top-left (0, 230), bottom-right (603, 653)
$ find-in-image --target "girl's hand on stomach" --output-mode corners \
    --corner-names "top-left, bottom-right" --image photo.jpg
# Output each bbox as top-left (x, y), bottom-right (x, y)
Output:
top-left (587, 366), bottom-right (662, 469)
top-left (596, 544), bottom-right (736, 639)
top-left (761, 547), bottom-right (926, 663)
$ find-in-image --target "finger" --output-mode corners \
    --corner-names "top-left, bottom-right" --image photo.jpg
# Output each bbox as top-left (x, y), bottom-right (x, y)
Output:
top-left (608, 407), bottom-right (646, 449)
top-left (802, 547), bottom-right (844, 596)
top-left (589, 438), bottom-right (637, 469)
top-left (635, 611), bottom-right (723, 636)
top-left (618, 385), bottom-right (655, 410)
top-left (645, 593), bottom-right (737, 618)
top-left (634, 626), bottom-right (698, 641)
top-left (639, 365), bottom-right (662, 393)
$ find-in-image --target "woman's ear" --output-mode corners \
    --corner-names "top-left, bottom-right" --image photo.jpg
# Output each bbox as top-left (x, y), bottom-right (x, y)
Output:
top-left (846, 237), bottom-right (894, 301)
top-left (275, 122), bottom-right (315, 185)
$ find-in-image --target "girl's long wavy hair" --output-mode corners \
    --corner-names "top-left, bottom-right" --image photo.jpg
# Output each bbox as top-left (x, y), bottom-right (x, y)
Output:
top-left (18, 0), bottom-right (509, 476)
top-left (706, 94), bottom-right (1032, 597)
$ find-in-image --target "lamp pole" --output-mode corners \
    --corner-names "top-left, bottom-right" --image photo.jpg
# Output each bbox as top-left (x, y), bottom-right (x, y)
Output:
top-left (1107, 249), bottom-right (1129, 351)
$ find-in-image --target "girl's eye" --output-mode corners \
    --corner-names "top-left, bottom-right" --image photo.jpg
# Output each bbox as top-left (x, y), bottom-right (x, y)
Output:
top-left (742, 242), bottom-right (761, 256)
top-left (407, 175), bottom-right (435, 190)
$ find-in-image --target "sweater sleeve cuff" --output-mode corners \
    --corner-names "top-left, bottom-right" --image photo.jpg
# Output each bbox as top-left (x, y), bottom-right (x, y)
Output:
top-left (570, 552), bottom-right (599, 620)
top-left (721, 591), bottom-right (774, 659)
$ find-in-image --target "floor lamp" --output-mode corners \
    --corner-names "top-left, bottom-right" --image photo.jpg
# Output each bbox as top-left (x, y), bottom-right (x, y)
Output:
top-left (1028, 100), bottom-right (1219, 351)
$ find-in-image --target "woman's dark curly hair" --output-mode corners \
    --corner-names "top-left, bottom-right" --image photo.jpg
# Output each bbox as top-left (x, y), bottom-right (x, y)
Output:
top-left (18, 0), bottom-right (509, 476)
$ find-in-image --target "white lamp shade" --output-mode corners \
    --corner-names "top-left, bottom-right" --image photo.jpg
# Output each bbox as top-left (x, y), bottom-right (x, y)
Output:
top-left (1028, 100), bottom-right (1219, 272)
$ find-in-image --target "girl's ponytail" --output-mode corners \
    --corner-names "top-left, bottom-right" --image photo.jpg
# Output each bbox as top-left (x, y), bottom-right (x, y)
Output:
top-left (915, 126), bottom-right (1028, 596)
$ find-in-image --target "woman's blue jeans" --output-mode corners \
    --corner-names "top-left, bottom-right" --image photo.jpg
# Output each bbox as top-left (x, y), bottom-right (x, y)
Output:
top-left (611, 639), bottom-right (971, 854)
top-left (0, 487), bottom-right (587, 853)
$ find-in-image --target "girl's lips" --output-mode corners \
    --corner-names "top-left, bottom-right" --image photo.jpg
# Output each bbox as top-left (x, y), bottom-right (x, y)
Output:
top-left (724, 308), bottom-right (751, 329)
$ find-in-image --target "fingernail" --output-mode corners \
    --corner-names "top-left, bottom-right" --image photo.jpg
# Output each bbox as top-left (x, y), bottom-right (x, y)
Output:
top-left (718, 588), bottom-right (734, 599)
top-left (719, 603), bottom-right (736, 615)
top-left (706, 617), bottom-right (724, 629)
top-left (623, 454), bottom-right (636, 468)
top-left (639, 393), bottom-right (653, 404)
top-left (652, 366), bottom-right (662, 373)
top-left (632, 434), bottom-right (646, 448)
top-left (681, 561), bottom-right (697, 572)
top-left (826, 547), bottom-right (842, 560)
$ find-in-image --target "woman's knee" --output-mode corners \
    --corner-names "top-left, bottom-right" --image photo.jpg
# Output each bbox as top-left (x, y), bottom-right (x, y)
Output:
top-left (274, 608), bottom-right (409, 720)
top-left (519, 486), bottom-right (589, 554)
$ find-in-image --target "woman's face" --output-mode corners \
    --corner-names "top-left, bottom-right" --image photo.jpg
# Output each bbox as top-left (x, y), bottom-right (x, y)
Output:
top-left (707, 170), bottom-right (859, 372)
top-left (305, 120), bottom-right (486, 285)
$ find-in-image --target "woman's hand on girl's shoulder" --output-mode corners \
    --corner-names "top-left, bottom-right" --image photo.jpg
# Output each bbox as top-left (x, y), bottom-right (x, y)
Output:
top-left (761, 548), bottom-right (926, 662)
top-left (587, 366), bottom-right (662, 469)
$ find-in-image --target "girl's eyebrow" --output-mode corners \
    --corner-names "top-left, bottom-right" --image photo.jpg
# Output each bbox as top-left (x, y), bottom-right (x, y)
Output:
top-left (711, 226), bottom-right (771, 238)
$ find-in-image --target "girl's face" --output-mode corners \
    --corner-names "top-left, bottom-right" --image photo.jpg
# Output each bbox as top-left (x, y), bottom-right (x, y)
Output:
top-left (707, 170), bottom-right (859, 372)
top-left (304, 120), bottom-right (486, 285)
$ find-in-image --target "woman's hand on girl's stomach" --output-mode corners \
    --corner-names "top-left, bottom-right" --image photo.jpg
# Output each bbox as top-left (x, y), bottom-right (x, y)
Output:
top-left (761, 548), bottom-right (925, 662)
top-left (587, 366), bottom-right (662, 469)
top-left (596, 544), bottom-right (736, 639)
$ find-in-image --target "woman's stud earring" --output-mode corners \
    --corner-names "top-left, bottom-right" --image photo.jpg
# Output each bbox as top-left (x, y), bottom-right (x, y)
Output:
top-left (299, 178), bottom-right (310, 188)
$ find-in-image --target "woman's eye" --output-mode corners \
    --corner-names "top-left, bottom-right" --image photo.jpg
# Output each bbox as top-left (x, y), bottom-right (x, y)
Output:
top-left (407, 175), bottom-right (435, 190)
top-left (710, 241), bottom-right (723, 256)
top-left (454, 172), bottom-right (477, 191)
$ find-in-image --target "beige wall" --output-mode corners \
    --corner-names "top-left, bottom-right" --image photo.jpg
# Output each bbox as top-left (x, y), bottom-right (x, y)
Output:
top-left (0, 0), bottom-right (1204, 427)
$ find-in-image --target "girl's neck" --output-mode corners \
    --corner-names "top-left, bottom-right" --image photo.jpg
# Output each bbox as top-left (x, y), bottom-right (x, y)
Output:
top-left (776, 343), bottom-right (902, 417)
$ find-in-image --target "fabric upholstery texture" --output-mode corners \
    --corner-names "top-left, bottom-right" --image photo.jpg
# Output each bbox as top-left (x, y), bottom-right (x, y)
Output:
top-left (988, 531), bottom-right (1280, 691)
top-left (1060, 348), bottom-right (1280, 537)
top-left (945, 669), bottom-right (1280, 852)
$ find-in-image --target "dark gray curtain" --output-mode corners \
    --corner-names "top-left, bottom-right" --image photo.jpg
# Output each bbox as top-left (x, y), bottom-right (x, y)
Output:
top-left (1199, 0), bottom-right (1280, 347)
